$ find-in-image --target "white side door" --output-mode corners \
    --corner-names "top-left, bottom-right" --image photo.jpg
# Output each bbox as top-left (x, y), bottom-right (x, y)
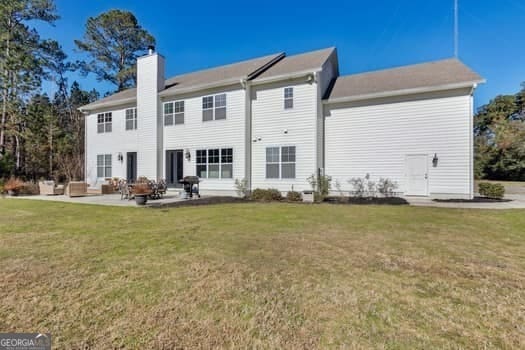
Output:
top-left (405, 155), bottom-right (429, 196)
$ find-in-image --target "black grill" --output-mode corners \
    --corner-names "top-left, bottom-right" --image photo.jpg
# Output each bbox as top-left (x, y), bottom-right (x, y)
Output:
top-left (179, 176), bottom-right (201, 198)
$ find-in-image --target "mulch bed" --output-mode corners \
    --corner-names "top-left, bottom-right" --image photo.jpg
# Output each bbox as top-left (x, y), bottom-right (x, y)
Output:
top-left (324, 196), bottom-right (409, 205)
top-left (150, 196), bottom-right (249, 208)
top-left (433, 196), bottom-right (512, 203)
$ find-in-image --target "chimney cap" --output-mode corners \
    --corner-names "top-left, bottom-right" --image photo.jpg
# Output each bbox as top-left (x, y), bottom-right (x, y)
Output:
top-left (148, 45), bottom-right (155, 54)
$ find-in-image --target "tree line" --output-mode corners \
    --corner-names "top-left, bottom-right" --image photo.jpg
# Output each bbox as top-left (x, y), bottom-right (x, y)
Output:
top-left (0, 1), bottom-right (154, 181)
top-left (1, 0), bottom-right (523, 182)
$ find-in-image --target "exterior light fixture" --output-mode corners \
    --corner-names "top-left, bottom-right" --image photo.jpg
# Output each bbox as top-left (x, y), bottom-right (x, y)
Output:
top-left (432, 153), bottom-right (439, 167)
top-left (118, 152), bottom-right (124, 162)
top-left (185, 149), bottom-right (191, 161)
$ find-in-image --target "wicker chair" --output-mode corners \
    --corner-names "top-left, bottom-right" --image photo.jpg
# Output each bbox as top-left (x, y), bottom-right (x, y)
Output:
top-left (38, 181), bottom-right (65, 195)
top-left (66, 181), bottom-right (88, 197)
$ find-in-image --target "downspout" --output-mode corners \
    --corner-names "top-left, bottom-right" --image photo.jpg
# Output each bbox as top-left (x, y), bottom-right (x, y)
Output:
top-left (241, 78), bottom-right (252, 194)
top-left (469, 83), bottom-right (477, 199)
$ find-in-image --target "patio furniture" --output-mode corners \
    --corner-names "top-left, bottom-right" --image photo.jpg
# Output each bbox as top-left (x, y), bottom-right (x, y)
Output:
top-left (66, 181), bottom-right (88, 197)
top-left (38, 181), bottom-right (65, 195)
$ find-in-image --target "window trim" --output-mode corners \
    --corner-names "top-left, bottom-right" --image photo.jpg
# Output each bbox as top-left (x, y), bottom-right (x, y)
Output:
top-left (202, 93), bottom-right (227, 121)
top-left (195, 147), bottom-right (233, 179)
top-left (265, 146), bottom-right (296, 180)
top-left (284, 87), bottom-right (294, 110)
top-left (96, 154), bottom-right (112, 178)
top-left (125, 108), bottom-right (137, 130)
top-left (163, 100), bottom-right (185, 126)
top-left (97, 112), bottom-right (112, 133)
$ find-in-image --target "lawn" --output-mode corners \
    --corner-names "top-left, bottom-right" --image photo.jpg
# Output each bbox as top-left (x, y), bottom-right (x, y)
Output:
top-left (1, 200), bottom-right (524, 349)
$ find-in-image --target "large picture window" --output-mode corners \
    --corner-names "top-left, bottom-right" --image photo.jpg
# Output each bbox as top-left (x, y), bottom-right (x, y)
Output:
top-left (266, 146), bottom-right (296, 179)
top-left (97, 112), bottom-right (112, 133)
top-left (195, 148), bottom-right (233, 179)
top-left (202, 93), bottom-right (227, 121)
top-left (96, 154), bottom-right (112, 178)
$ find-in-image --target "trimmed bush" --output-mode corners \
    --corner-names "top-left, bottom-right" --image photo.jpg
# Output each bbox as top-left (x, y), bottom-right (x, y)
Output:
top-left (478, 182), bottom-right (505, 199)
top-left (251, 188), bottom-right (282, 201)
top-left (286, 191), bottom-right (302, 202)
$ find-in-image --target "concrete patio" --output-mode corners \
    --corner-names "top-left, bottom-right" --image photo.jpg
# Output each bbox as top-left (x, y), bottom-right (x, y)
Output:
top-left (5, 191), bottom-right (192, 207)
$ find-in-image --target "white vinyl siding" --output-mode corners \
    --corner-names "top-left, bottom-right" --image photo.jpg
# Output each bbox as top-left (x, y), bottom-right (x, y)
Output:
top-left (252, 81), bottom-right (317, 191)
top-left (97, 112), bottom-right (112, 133)
top-left (125, 108), bottom-right (137, 130)
top-left (325, 89), bottom-right (473, 198)
top-left (163, 88), bottom-right (244, 192)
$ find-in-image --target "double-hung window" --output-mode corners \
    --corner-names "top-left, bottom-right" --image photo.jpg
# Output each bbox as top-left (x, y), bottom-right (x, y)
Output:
top-left (164, 101), bottom-right (185, 126)
top-left (96, 154), bottom-right (112, 178)
top-left (266, 146), bottom-right (296, 179)
top-left (284, 87), bottom-right (294, 109)
top-left (202, 93), bottom-right (227, 121)
top-left (97, 112), bottom-right (112, 133)
top-left (125, 108), bottom-right (137, 130)
top-left (195, 148), bottom-right (233, 179)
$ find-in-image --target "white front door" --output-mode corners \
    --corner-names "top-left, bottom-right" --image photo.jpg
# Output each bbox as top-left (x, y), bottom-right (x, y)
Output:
top-left (405, 155), bottom-right (429, 196)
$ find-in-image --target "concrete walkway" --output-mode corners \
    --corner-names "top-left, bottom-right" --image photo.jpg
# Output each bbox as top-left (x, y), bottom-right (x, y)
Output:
top-left (406, 194), bottom-right (525, 209)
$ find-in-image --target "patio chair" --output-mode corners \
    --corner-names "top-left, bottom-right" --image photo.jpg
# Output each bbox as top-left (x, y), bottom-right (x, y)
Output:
top-left (38, 181), bottom-right (65, 195)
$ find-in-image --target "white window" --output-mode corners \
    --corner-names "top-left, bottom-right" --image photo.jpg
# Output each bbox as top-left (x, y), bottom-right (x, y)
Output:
top-left (125, 108), bottom-right (137, 130)
top-left (284, 87), bottom-right (293, 109)
top-left (174, 101), bottom-right (185, 124)
top-left (97, 112), bottom-right (112, 133)
top-left (96, 154), bottom-right (112, 178)
top-left (202, 93), bottom-right (227, 121)
top-left (266, 146), bottom-right (296, 179)
top-left (164, 101), bottom-right (184, 126)
top-left (195, 148), bottom-right (233, 179)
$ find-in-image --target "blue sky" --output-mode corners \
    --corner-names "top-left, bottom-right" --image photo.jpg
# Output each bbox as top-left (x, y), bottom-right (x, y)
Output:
top-left (37, 0), bottom-right (525, 108)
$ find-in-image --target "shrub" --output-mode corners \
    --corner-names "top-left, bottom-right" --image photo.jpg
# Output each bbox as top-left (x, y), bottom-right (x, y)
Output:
top-left (234, 178), bottom-right (249, 198)
top-left (4, 177), bottom-right (24, 192)
top-left (348, 177), bottom-right (366, 197)
top-left (307, 173), bottom-right (332, 202)
top-left (478, 182), bottom-right (505, 199)
top-left (286, 191), bottom-right (302, 202)
top-left (251, 188), bottom-right (282, 201)
top-left (377, 178), bottom-right (398, 197)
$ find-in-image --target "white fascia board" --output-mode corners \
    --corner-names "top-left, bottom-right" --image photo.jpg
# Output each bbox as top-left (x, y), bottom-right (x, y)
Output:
top-left (323, 80), bottom-right (486, 105)
top-left (78, 97), bottom-right (136, 113)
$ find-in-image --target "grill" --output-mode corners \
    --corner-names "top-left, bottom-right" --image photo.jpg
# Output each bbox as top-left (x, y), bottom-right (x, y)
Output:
top-left (179, 176), bottom-right (201, 198)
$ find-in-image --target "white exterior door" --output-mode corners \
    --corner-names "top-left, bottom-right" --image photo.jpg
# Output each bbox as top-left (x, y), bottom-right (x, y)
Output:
top-left (405, 155), bottom-right (429, 196)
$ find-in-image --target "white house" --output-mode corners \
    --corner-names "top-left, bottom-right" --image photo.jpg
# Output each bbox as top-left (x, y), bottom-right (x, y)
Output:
top-left (80, 47), bottom-right (484, 199)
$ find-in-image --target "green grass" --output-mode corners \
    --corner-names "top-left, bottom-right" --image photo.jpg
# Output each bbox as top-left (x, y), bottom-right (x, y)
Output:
top-left (1, 199), bottom-right (525, 349)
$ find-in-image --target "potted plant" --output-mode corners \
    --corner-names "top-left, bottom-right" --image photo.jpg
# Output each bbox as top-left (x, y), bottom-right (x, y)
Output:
top-left (4, 177), bottom-right (24, 196)
top-left (133, 182), bottom-right (151, 205)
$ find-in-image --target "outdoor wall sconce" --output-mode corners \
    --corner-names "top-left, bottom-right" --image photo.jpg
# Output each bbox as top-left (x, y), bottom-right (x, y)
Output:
top-left (185, 149), bottom-right (191, 161)
top-left (117, 152), bottom-right (123, 162)
top-left (432, 153), bottom-right (439, 167)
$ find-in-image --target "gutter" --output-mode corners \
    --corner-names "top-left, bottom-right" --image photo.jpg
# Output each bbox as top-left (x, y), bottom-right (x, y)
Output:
top-left (159, 78), bottom-right (244, 98)
top-left (323, 80), bottom-right (486, 105)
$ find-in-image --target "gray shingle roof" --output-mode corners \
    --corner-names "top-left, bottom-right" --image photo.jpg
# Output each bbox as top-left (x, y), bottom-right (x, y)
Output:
top-left (160, 52), bottom-right (285, 96)
top-left (254, 47), bottom-right (336, 80)
top-left (327, 58), bottom-right (484, 101)
top-left (80, 88), bottom-right (136, 111)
